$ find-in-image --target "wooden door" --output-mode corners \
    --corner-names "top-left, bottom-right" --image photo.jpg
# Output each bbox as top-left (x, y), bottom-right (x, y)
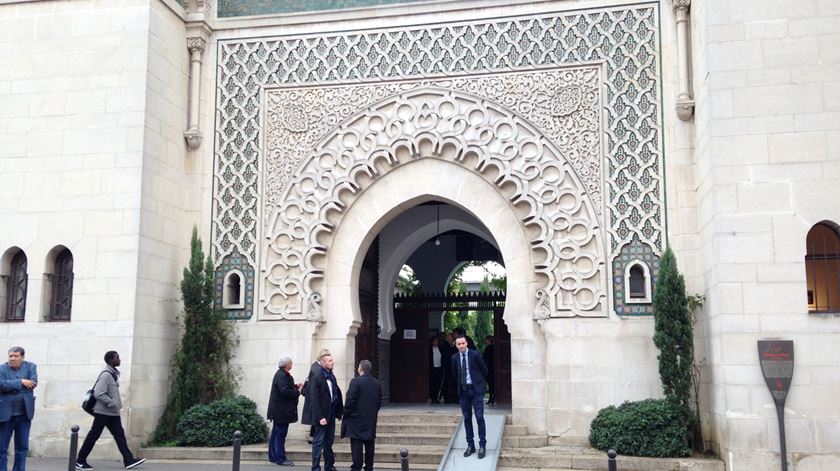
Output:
top-left (493, 308), bottom-right (512, 405)
top-left (355, 292), bottom-right (378, 376)
top-left (390, 308), bottom-right (428, 402)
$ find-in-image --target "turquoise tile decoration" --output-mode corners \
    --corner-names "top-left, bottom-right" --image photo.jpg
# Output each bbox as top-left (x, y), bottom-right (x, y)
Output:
top-left (218, 0), bottom-right (418, 18)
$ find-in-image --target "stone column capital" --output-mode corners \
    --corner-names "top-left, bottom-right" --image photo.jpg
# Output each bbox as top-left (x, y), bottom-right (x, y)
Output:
top-left (672, 0), bottom-right (690, 11)
top-left (187, 37), bottom-right (207, 55)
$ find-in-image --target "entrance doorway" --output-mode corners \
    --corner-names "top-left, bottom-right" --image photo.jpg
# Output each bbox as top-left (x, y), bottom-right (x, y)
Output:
top-left (390, 291), bottom-right (511, 404)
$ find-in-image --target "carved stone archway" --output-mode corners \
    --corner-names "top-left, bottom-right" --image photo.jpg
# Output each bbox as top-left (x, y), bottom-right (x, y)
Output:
top-left (261, 86), bottom-right (607, 324)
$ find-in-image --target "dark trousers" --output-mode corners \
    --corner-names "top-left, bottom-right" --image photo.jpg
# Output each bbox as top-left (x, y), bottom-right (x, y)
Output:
top-left (350, 438), bottom-right (375, 471)
top-left (429, 367), bottom-right (444, 402)
top-left (77, 414), bottom-right (136, 466)
top-left (311, 416), bottom-right (336, 471)
top-left (487, 367), bottom-right (495, 404)
top-left (268, 422), bottom-right (289, 463)
top-left (459, 386), bottom-right (486, 449)
top-left (0, 414), bottom-right (31, 471)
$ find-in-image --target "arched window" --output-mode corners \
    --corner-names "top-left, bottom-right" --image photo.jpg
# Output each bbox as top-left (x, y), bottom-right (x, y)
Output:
top-left (625, 261), bottom-right (652, 303)
top-left (222, 270), bottom-right (244, 309)
top-left (805, 222), bottom-right (840, 312)
top-left (49, 248), bottom-right (74, 321)
top-left (4, 251), bottom-right (27, 322)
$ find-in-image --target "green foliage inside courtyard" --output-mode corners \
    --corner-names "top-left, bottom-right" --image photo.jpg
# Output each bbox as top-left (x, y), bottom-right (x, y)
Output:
top-left (589, 399), bottom-right (691, 458)
top-left (176, 396), bottom-right (268, 447)
top-left (152, 227), bottom-right (240, 443)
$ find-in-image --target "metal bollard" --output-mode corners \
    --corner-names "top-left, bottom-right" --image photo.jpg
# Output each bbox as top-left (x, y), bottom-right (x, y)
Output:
top-left (607, 449), bottom-right (617, 471)
top-left (232, 430), bottom-right (242, 471)
top-left (400, 448), bottom-right (409, 471)
top-left (67, 425), bottom-right (79, 471)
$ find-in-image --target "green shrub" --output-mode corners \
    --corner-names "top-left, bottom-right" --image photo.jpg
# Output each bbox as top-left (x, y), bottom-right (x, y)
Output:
top-left (589, 399), bottom-right (691, 458)
top-left (175, 396), bottom-right (268, 447)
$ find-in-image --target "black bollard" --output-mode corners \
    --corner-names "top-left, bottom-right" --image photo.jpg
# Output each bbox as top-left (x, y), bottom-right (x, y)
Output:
top-left (67, 425), bottom-right (79, 471)
top-left (400, 448), bottom-right (409, 471)
top-left (607, 449), bottom-right (617, 471)
top-left (232, 430), bottom-right (242, 471)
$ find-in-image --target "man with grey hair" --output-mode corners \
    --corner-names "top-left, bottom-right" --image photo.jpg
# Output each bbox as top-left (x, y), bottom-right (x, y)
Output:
top-left (267, 356), bottom-right (302, 466)
top-left (301, 348), bottom-right (330, 445)
top-left (0, 346), bottom-right (37, 471)
top-left (306, 351), bottom-right (343, 471)
top-left (341, 360), bottom-right (381, 471)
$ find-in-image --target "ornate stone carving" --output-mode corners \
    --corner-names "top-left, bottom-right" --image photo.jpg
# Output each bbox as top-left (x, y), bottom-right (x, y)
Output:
top-left (262, 68), bottom-right (602, 222)
top-left (187, 37), bottom-right (206, 54)
top-left (262, 87), bottom-right (605, 320)
top-left (672, 0), bottom-right (690, 10)
top-left (183, 129), bottom-right (203, 150)
top-left (212, 5), bottom-right (665, 317)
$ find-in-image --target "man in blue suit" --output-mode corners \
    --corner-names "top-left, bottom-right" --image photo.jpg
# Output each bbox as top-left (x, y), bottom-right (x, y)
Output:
top-left (451, 335), bottom-right (488, 459)
top-left (0, 346), bottom-right (37, 471)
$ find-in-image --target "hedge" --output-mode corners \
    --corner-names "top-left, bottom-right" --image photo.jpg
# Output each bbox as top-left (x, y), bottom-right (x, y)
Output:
top-left (589, 398), bottom-right (691, 458)
top-left (175, 395), bottom-right (268, 447)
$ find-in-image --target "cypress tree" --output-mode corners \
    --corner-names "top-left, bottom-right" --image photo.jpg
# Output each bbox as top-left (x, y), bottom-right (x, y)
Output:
top-left (652, 247), bottom-right (693, 444)
top-left (153, 227), bottom-right (237, 442)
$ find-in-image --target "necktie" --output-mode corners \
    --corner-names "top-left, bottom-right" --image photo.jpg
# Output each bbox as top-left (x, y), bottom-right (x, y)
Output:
top-left (461, 352), bottom-right (467, 387)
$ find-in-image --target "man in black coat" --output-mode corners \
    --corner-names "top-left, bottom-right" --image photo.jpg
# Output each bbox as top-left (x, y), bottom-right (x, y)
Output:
top-left (267, 357), bottom-right (301, 466)
top-left (306, 351), bottom-right (343, 471)
top-left (451, 335), bottom-right (489, 459)
top-left (302, 348), bottom-right (330, 444)
top-left (340, 360), bottom-right (381, 471)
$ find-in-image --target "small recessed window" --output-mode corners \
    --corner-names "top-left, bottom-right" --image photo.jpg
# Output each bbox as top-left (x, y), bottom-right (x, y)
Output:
top-left (805, 222), bottom-right (840, 313)
top-left (3, 250), bottom-right (28, 322)
top-left (625, 261), bottom-right (651, 304)
top-left (222, 270), bottom-right (245, 309)
top-left (49, 248), bottom-right (74, 321)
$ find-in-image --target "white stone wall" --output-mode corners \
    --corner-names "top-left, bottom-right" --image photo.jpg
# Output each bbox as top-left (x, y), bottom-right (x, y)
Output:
top-left (691, 0), bottom-right (840, 468)
top-left (0, 0), bottom-right (154, 457)
top-left (128, 0), bottom-right (195, 444)
top-left (0, 0), bottom-right (199, 457)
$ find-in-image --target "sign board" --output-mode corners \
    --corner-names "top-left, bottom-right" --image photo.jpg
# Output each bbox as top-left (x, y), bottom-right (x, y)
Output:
top-left (758, 340), bottom-right (794, 404)
top-left (403, 329), bottom-right (416, 340)
top-left (758, 339), bottom-right (794, 471)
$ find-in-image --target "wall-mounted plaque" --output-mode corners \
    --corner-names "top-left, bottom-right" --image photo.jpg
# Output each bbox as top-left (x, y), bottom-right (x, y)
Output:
top-left (758, 339), bottom-right (794, 471)
top-left (403, 329), bottom-right (416, 340)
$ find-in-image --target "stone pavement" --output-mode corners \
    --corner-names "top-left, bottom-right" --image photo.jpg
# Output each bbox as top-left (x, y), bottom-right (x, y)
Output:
top-left (23, 458), bottom-right (310, 470)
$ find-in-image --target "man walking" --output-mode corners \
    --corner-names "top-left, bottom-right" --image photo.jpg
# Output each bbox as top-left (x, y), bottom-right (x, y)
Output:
top-left (341, 360), bottom-right (381, 471)
top-left (306, 352), bottom-right (343, 471)
top-left (0, 346), bottom-right (37, 471)
top-left (451, 335), bottom-right (489, 459)
top-left (75, 351), bottom-right (145, 470)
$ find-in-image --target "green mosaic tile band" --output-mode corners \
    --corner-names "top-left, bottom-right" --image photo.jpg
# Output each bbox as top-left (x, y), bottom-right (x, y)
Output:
top-left (218, 0), bottom-right (417, 18)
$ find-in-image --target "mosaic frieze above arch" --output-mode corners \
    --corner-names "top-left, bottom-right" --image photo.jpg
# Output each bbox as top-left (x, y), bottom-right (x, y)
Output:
top-left (212, 3), bottom-right (664, 318)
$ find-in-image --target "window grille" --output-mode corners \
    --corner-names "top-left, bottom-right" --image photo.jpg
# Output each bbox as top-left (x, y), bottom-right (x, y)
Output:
top-left (805, 223), bottom-right (840, 313)
top-left (49, 249), bottom-right (74, 321)
top-left (5, 251), bottom-right (27, 322)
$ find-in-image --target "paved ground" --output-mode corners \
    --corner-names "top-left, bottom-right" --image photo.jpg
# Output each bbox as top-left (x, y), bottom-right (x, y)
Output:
top-left (23, 458), bottom-right (311, 470)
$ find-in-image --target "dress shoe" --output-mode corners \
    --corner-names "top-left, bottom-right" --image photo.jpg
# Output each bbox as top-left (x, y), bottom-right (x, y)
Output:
top-left (278, 460), bottom-right (295, 466)
top-left (478, 447), bottom-right (486, 459)
top-left (463, 447), bottom-right (476, 457)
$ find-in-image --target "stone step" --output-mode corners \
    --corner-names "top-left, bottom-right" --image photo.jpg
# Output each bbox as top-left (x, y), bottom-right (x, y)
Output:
top-left (377, 412), bottom-right (461, 424)
top-left (377, 423), bottom-right (456, 434)
top-left (502, 435), bottom-right (549, 448)
top-left (503, 424), bottom-right (529, 436)
top-left (497, 449), bottom-right (725, 471)
top-left (144, 443), bottom-right (447, 466)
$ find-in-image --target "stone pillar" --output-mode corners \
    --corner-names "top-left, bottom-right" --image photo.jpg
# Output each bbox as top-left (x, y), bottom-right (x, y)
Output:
top-left (673, 0), bottom-right (695, 120)
top-left (183, 36), bottom-right (205, 150)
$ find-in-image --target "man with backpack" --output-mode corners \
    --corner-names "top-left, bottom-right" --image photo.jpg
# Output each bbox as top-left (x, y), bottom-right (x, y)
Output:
top-left (75, 351), bottom-right (145, 470)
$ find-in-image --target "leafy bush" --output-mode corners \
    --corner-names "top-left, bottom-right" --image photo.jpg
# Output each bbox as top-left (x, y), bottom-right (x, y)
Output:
top-left (175, 396), bottom-right (268, 447)
top-left (589, 399), bottom-right (691, 458)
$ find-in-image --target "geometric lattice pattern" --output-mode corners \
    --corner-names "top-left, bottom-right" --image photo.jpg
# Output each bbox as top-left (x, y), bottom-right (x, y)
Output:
top-left (612, 235), bottom-right (660, 316)
top-left (212, 4), bottom-right (664, 317)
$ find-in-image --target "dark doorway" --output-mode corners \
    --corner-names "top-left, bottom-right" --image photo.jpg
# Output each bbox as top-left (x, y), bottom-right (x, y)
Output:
top-left (390, 292), bottom-right (511, 404)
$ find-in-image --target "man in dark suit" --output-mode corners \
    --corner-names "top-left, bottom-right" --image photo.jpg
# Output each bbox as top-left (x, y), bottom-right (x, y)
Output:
top-left (451, 335), bottom-right (489, 459)
top-left (302, 348), bottom-right (331, 445)
top-left (340, 360), bottom-right (381, 471)
top-left (307, 352), bottom-right (343, 471)
top-left (0, 346), bottom-right (37, 471)
top-left (266, 356), bottom-right (301, 466)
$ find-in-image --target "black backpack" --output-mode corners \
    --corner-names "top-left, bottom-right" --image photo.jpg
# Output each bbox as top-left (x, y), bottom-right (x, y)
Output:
top-left (81, 371), bottom-right (116, 416)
